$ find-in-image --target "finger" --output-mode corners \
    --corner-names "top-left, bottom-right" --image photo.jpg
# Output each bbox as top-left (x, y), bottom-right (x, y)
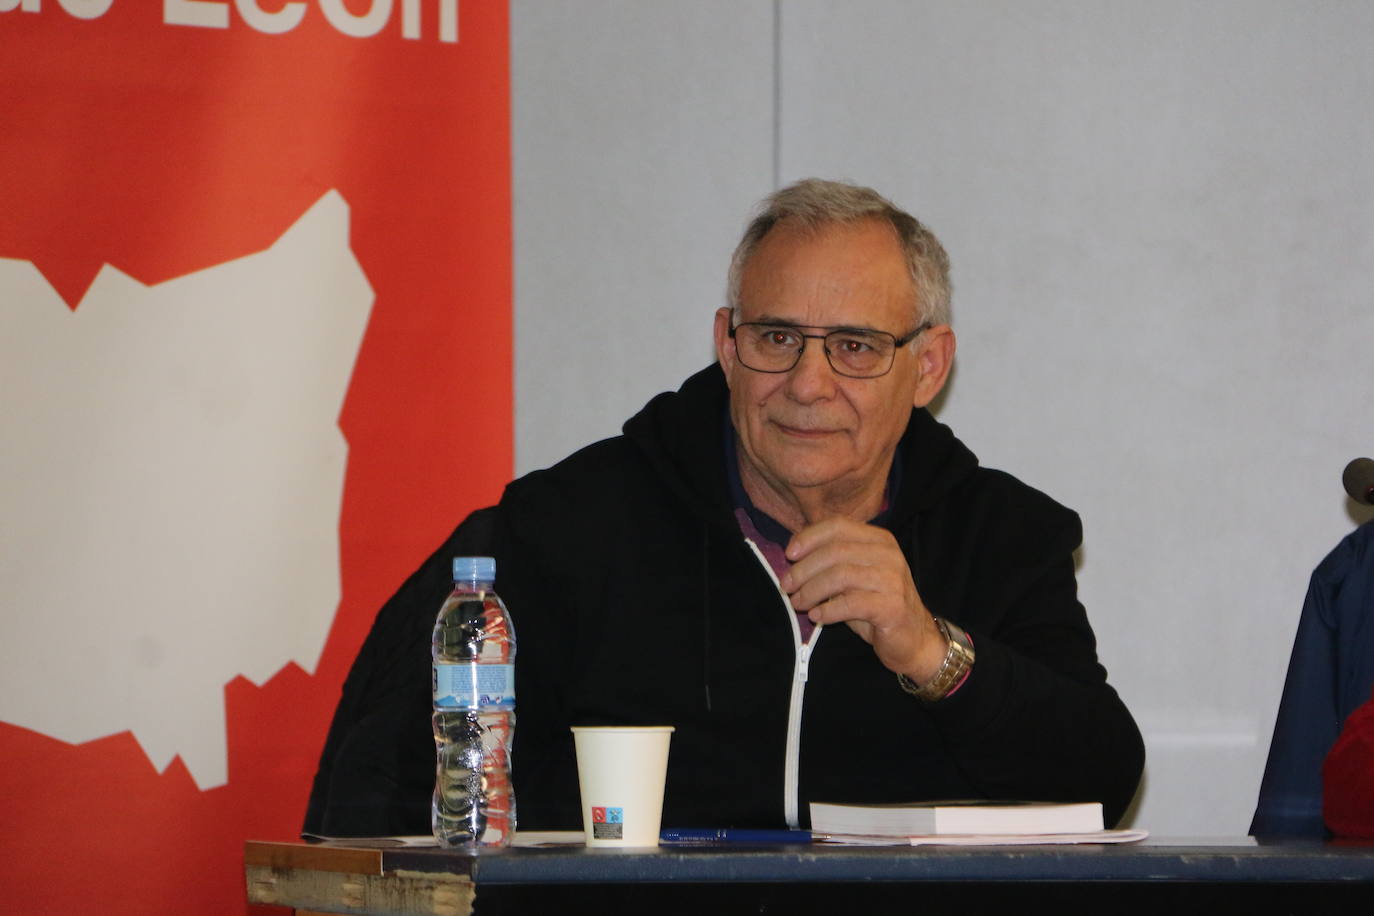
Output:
top-left (806, 590), bottom-right (859, 626)
top-left (814, 598), bottom-right (934, 675)
top-left (783, 543), bottom-right (867, 600)
top-left (788, 543), bottom-right (908, 610)
top-left (805, 588), bottom-right (897, 628)
top-left (782, 531), bottom-right (900, 595)
top-left (784, 517), bottom-right (884, 563)
top-left (790, 560), bottom-right (896, 614)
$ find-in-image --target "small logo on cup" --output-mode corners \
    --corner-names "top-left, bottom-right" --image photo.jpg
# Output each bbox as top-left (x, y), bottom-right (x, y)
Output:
top-left (591, 806), bottom-right (624, 839)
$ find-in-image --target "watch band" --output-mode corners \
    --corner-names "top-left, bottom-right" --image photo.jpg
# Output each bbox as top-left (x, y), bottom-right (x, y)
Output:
top-left (897, 617), bottom-right (975, 702)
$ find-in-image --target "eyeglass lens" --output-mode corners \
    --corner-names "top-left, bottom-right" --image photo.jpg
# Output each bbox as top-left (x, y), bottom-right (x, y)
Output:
top-left (736, 324), bottom-right (895, 377)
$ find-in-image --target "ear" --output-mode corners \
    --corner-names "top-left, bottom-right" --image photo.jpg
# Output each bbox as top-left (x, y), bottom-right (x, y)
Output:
top-left (713, 307), bottom-right (737, 383)
top-left (911, 325), bottom-right (956, 408)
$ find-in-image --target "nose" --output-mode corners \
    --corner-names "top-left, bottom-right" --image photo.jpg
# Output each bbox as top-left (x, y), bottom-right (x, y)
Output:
top-left (784, 341), bottom-right (837, 403)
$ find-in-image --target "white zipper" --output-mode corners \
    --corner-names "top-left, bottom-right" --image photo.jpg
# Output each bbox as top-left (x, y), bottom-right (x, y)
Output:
top-left (744, 537), bottom-right (823, 830)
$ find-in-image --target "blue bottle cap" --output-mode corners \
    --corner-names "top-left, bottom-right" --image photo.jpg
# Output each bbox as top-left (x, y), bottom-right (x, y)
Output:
top-left (453, 556), bottom-right (496, 583)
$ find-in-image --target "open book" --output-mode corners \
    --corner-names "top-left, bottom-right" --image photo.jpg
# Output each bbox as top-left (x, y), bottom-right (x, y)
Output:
top-left (809, 800), bottom-right (1104, 837)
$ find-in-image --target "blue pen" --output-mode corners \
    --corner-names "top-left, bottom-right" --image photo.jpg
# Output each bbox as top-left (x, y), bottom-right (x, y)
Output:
top-left (659, 828), bottom-right (812, 845)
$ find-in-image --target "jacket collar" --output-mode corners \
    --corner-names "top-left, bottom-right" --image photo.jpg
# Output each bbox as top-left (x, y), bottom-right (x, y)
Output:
top-left (622, 364), bottom-right (979, 530)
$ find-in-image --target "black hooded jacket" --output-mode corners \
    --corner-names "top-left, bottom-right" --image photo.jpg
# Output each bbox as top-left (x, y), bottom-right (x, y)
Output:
top-left (305, 364), bottom-right (1144, 836)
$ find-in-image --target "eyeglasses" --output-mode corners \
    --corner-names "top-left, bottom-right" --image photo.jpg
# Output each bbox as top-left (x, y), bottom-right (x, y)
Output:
top-left (728, 319), bottom-right (930, 379)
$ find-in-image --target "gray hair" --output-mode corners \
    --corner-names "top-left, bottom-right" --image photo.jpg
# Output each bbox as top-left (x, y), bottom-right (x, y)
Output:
top-left (726, 178), bottom-right (952, 327)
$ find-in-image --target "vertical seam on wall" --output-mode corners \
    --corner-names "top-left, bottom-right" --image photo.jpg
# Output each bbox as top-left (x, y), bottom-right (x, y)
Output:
top-left (772, 0), bottom-right (781, 189)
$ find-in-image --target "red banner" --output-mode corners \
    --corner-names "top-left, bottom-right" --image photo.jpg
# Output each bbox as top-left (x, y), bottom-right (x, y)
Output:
top-left (0, 2), bottom-right (510, 911)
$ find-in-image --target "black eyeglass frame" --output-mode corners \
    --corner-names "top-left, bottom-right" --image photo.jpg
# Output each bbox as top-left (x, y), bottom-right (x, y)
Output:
top-left (727, 319), bottom-right (932, 379)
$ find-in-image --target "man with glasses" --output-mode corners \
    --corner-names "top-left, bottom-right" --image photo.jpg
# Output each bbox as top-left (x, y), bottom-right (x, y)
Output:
top-left (307, 179), bottom-right (1144, 839)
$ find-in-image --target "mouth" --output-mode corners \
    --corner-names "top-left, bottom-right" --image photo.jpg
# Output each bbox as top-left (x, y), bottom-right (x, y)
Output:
top-left (773, 421), bottom-right (839, 440)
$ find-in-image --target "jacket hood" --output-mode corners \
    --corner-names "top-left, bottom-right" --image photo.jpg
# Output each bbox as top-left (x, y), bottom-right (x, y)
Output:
top-left (621, 364), bottom-right (981, 530)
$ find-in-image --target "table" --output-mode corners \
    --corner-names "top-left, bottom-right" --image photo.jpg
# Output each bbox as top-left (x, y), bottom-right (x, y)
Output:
top-left (244, 836), bottom-right (1374, 915)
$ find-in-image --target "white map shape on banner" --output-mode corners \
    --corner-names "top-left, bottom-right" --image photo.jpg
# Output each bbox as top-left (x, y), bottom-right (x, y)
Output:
top-left (0, 190), bottom-right (372, 789)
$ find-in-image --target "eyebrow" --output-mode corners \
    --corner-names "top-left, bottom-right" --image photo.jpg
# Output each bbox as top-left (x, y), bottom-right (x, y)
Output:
top-left (744, 314), bottom-right (886, 336)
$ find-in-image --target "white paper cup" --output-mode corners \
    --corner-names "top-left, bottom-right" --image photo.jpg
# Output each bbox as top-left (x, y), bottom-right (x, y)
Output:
top-left (570, 726), bottom-right (675, 847)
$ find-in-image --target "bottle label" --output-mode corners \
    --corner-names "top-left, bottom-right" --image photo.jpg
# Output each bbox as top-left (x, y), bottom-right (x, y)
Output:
top-left (433, 663), bottom-right (515, 709)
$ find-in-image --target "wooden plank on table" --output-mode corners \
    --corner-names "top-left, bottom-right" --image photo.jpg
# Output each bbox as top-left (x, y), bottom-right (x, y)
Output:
top-left (244, 840), bottom-right (384, 876)
top-left (245, 863), bottom-right (474, 916)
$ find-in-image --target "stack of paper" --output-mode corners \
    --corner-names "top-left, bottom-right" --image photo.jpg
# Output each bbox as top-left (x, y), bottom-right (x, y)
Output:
top-left (809, 800), bottom-right (1147, 846)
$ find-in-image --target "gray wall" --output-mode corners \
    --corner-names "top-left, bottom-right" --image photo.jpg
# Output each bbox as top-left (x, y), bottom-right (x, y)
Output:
top-left (513, 1), bottom-right (774, 471)
top-left (513, 0), bottom-right (1374, 835)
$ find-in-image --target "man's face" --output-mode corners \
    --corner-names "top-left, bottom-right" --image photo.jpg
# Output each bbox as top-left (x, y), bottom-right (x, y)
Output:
top-left (714, 218), bottom-right (952, 514)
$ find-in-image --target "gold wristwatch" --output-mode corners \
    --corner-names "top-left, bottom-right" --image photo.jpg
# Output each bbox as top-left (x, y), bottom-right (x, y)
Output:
top-left (897, 617), bottom-right (975, 702)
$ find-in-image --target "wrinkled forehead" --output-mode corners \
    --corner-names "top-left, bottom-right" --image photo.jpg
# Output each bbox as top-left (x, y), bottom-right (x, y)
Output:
top-left (736, 219), bottom-right (920, 328)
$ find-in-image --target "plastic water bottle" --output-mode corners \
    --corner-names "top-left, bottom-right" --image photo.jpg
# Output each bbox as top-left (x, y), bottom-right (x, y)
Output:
top-left (432, 556), bottom-right (516, 847)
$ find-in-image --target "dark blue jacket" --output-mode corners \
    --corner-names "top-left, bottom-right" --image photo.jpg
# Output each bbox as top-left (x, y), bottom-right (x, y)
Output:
top-left (1251, 522), bottom-right (1374, 836)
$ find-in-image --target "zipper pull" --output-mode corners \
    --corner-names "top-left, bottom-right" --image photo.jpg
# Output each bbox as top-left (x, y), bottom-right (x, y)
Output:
top-left (797, 642), bottom-right (812, 683)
